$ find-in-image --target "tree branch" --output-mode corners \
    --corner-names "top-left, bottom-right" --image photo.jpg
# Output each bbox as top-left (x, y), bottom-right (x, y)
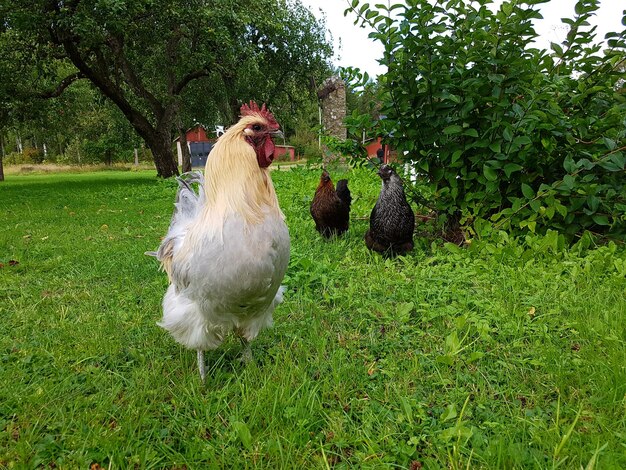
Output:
top-left (173, 69), bottom-right (212, 95)
top-left (38, 72), bottom-right (85, 98)
top-left (106, 35), bottom-right (165, 117)
top-left (56, 33), bottom-right (157, 137)
top-left (165, 26), bottom-right (183, 94)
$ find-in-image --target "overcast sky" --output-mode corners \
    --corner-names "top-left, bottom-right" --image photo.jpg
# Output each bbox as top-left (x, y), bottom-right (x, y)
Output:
top-left (300, 0), bottom-right (625, 77)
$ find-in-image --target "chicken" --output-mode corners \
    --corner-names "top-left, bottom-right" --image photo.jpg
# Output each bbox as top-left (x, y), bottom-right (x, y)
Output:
top-left (365, 164), bottom-right (415, 255)
top-left (147, 102), bottom-right (290, 381)
top-left (310, 170), bottom-right (352, 237)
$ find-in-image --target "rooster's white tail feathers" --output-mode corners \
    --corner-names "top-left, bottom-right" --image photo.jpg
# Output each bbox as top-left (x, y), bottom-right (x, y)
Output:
top-left (145, 171), bottom-right (205, 276)
top-left (168, 171), bottom-right (205, 229)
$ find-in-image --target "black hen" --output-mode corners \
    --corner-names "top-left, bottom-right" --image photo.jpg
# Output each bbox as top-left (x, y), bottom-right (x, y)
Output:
top-left (365, 165), bottom-right (415, 255)
top-left (310, 170), bottom-right (352, 238)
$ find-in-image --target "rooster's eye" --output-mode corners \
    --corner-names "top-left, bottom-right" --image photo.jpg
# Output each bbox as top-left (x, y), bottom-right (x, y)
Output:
top-left (252, 124), bottom-right (262, 131)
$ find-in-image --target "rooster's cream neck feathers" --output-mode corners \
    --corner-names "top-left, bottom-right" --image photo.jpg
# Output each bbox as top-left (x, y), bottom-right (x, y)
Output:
top-left (201, 115), bottom-right (282, 226)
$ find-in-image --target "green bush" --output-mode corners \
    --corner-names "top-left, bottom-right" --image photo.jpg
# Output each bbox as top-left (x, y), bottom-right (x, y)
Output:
top-left (289, 129), bottom-right (322, 160)
top-left (3, 148), bottom-right (45, 165)
top-left (23, 147), bottom-right (44, 164)
top-left (346, 0), bottom-right (626, 240)
top-left (57, 138), bottom-right (83, 165)
top-left (57, 137), bottom-right (137, 165)
top-left (3, 152), bottom-right (24, 165)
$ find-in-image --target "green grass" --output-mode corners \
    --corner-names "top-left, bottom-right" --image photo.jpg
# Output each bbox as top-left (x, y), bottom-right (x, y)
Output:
top-left (1, 168), bottom-right (625, 469)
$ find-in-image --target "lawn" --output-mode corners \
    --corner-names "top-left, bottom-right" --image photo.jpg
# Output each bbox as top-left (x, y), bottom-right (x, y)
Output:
top-left (1, 168), bottom-right (625, 469)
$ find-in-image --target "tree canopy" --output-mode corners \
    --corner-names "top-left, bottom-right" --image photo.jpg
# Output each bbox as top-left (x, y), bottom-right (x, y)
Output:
top-left (1, 0), bottom-right (332, 177)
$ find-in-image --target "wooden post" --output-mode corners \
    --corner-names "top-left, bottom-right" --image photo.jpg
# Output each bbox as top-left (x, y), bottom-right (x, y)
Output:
top-left (178, 125), bottom-right (192, 173)
top-left (134, 148), bottom-right (139, 166)
top-left (0, 132), bottom-right (4, 182)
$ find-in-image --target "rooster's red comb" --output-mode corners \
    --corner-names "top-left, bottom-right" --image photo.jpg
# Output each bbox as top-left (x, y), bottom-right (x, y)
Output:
top-left (240, 101), bottom-right (278, 127)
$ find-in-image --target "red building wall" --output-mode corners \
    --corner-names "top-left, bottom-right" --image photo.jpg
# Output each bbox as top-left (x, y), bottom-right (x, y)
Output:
top-left (275, 145), bottom-right (295, 161)
top-left (365, 138), bottom-right (390, 163)
top-left (186, 126), bottom-right (211, 143)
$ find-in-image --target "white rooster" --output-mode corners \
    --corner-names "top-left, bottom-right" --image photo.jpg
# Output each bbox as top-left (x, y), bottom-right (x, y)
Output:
top-left (148, 102), bottom-right (290, 381)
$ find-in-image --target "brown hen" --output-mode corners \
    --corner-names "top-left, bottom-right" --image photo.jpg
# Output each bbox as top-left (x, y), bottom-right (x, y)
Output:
top-left (310, 170), bottom-right (351, 238)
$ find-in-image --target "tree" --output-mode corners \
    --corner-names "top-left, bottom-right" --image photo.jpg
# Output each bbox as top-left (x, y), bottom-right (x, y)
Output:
top-left (346, 0), bottom-right (626, 240)
top-left (0, 23), bottom-right (12, 181)
top-left (3, 0), bottom-right (331, 177)
top-left (0, 101), bottom-right (6, 182)
top-left (0, 23), bottom-right (28, 180)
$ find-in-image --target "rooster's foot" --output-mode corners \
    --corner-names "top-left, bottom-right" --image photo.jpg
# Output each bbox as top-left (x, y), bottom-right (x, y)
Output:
top-left (239, 338), bottom-right (252, 363)
top-left (197, 349), bottom-right (206, 382)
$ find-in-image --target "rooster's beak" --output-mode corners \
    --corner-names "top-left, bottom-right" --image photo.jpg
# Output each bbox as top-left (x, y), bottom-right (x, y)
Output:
top-left (271, 130), bottom-right (284, 139)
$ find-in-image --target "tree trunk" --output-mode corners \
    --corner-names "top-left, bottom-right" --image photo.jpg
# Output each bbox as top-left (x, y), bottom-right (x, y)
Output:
top-left (0, 132), bottom-right (4, 181)
top-left (144, 129), bottom-right (179, 178)
top-left (151, 146), bottom-right (179, 178)
top-left (178, 125), bottom-right (192, 173)
top-left (131, 120), bottom-right (179, 178)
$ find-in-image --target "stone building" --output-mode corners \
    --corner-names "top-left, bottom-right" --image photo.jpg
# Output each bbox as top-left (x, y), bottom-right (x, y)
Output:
top-left (318, 76), bottom-right (347, 161)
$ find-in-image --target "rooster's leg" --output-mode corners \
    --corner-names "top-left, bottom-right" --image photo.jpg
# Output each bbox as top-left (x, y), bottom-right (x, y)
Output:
top-left (239, 337), bottom-right (252, 363)
top-left (197, 349), bottom-right (206, 382)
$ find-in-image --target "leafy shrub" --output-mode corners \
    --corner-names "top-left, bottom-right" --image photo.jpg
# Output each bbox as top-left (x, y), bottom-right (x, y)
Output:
top-left (3, 152), bottom-right (24, 165)
top-left (23, 147), bottom-right (44, 164)
top-left (58, 137), bottom-right (136, 165)
top-left (323, 135), bottom-right (367, 161)
top-left (3, 148), bottom-right (45, 165)
top-left (83, 138), bottom-right (129, 165)
top-left (58, 138), bottom-right (83, 165)
top-left (289, 130), bottom-right (323, 160)
top-left (346, 0), bottom-right (626, 240)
